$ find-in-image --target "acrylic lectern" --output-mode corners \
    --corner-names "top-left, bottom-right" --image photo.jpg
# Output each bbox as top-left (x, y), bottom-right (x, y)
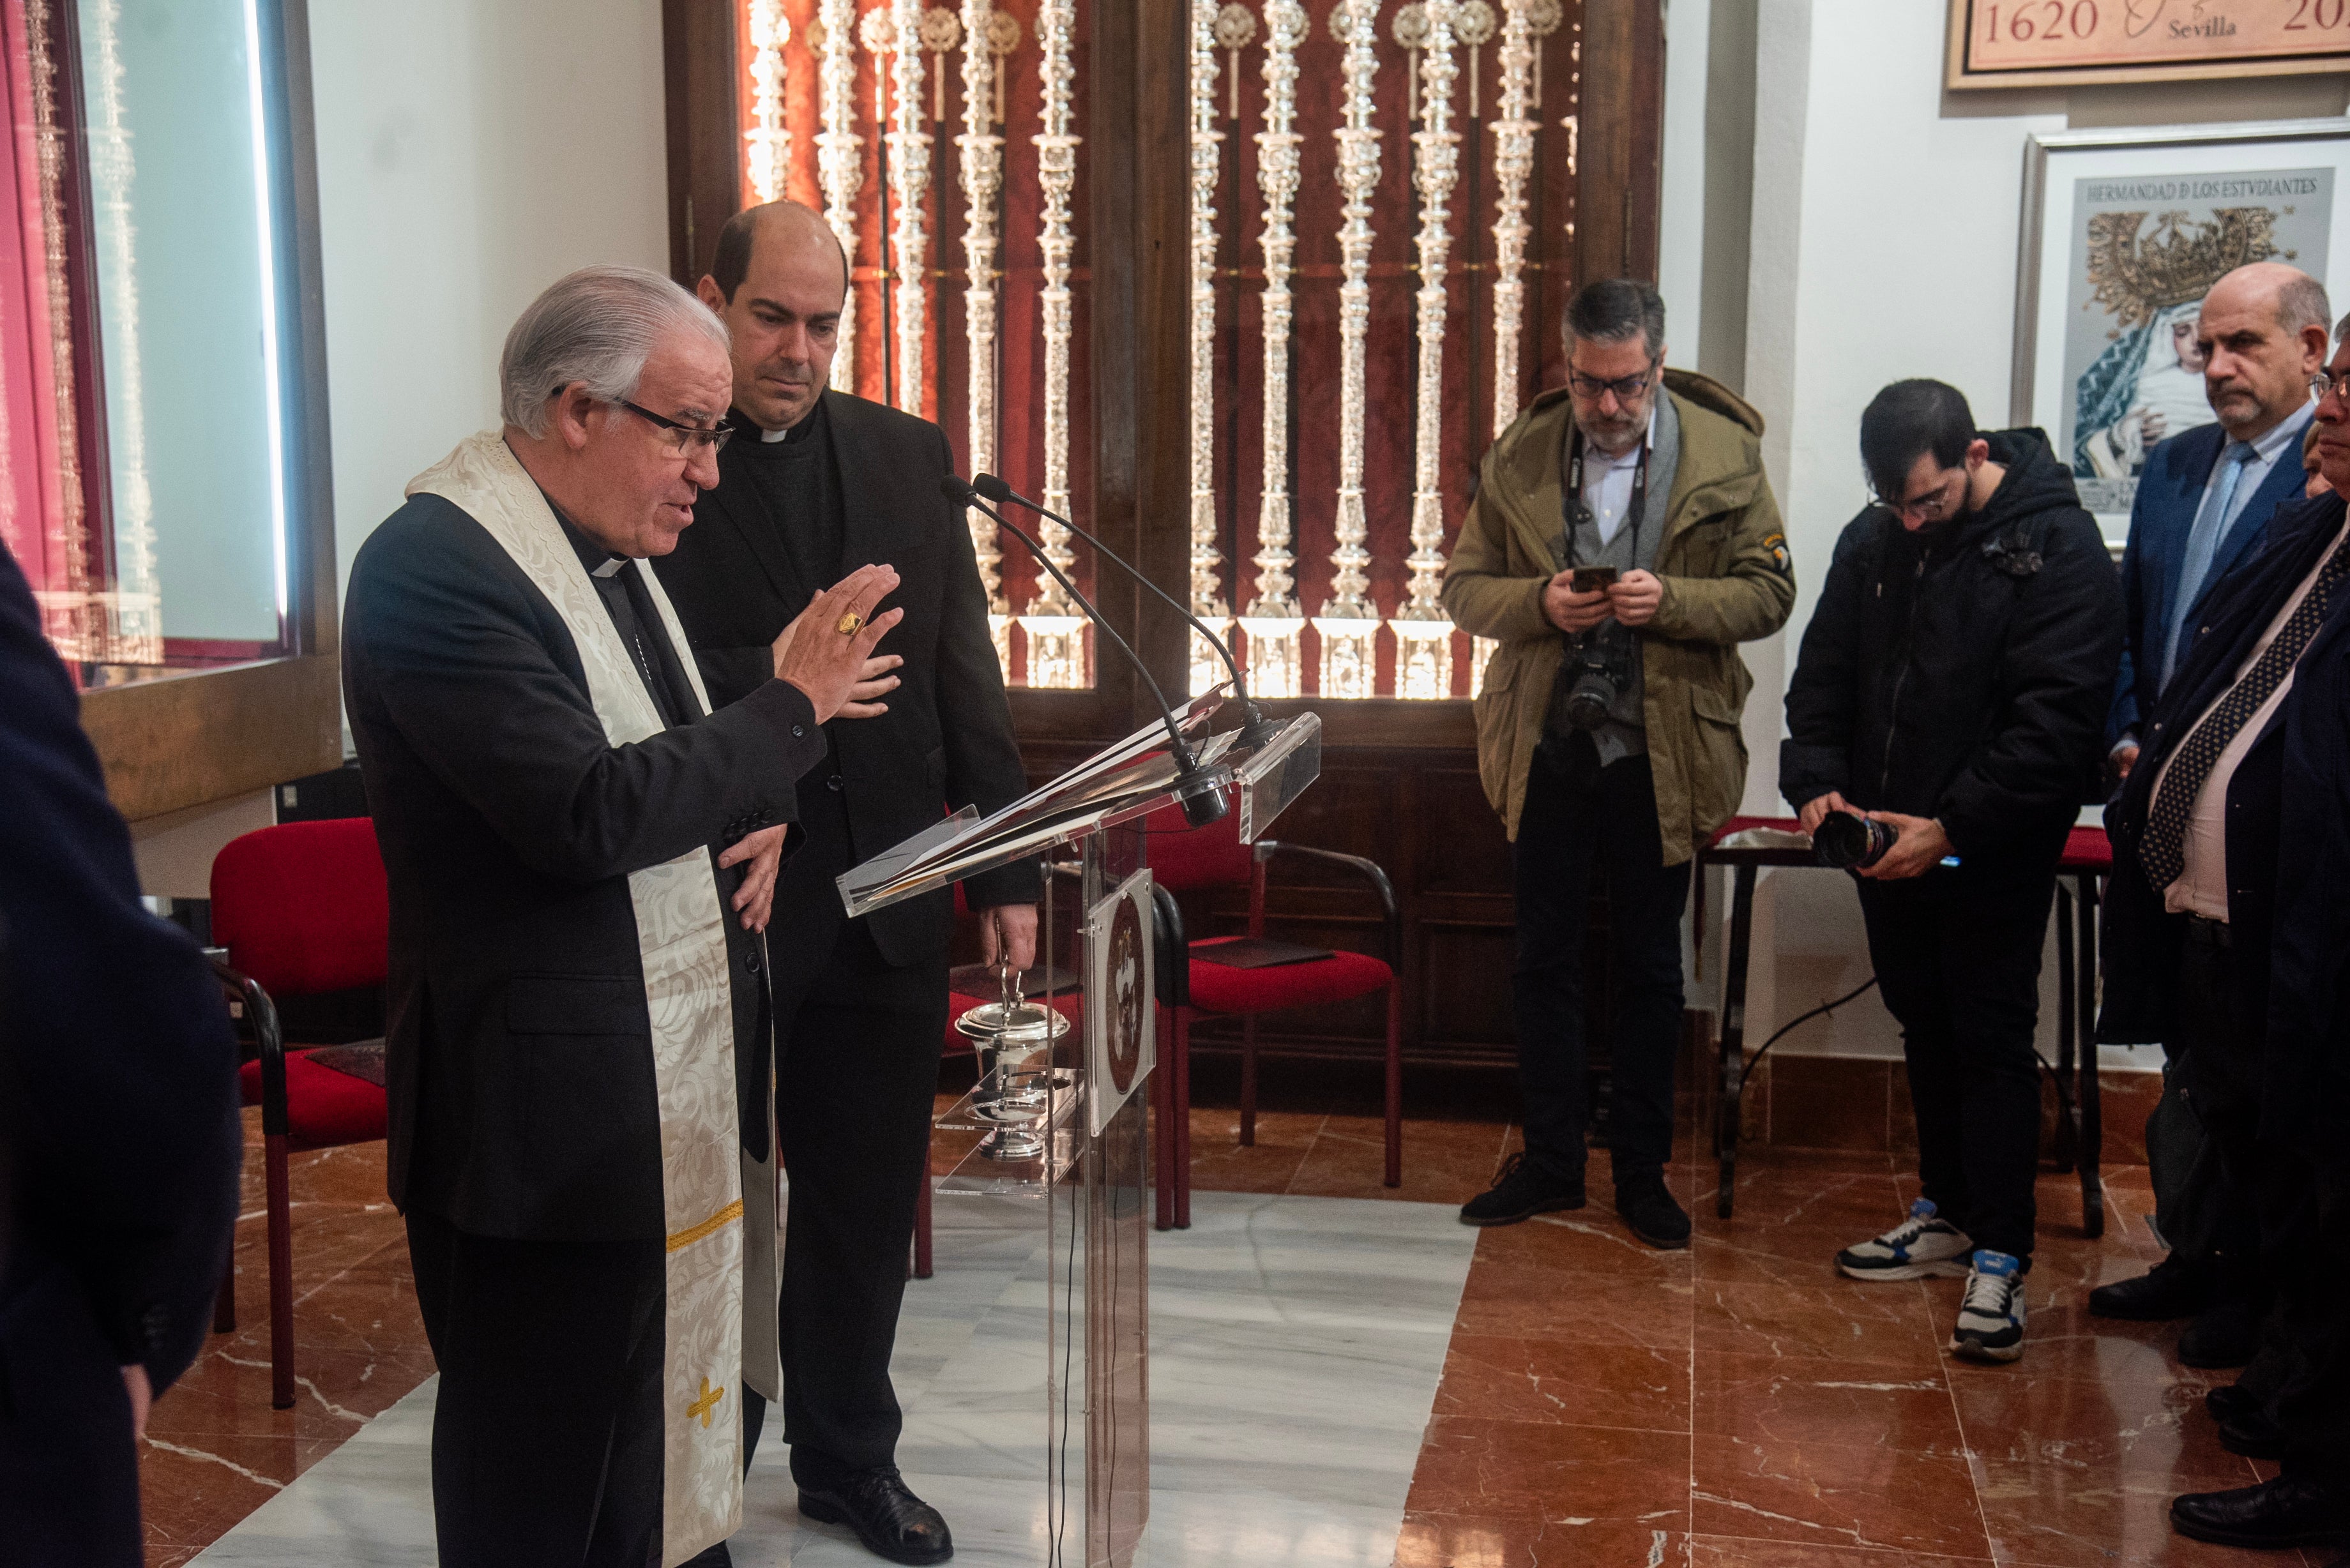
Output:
top-left (837, 692), bottom-right (1319, 1565)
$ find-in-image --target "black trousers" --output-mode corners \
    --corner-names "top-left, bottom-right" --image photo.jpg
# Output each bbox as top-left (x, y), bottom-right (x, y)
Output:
top-left (1855, 843), bottom-right (2058, 1265)
top-left (2172, 921), bottom-right (2282, 1293)
top-left (752, 916), bottom-right (948, 1484)
top-left (405, 1207), bottom-right (666, 1567)
top-left (2263, 1150), bottom-right (2350, 1489)
top-left (1512, 735), bottom-right (1690, 1182)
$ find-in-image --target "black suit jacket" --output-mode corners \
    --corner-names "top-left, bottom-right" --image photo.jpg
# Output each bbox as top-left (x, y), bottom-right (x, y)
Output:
top-left (2102, 491), bottom-right (2347, 1073)
top-left (0, 542), bottom-right (241, 1564)
top-left (653, 389), bottom-right (1037, 969)
top-left (343, 494), bottom-right (825, 1240)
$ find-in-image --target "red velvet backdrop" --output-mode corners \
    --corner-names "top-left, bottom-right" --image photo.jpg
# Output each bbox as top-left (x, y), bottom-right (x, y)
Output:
top-left (739, 1), bottom-right (1588, 696)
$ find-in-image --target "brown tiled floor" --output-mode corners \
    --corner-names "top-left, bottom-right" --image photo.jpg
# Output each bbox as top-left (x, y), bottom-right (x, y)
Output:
top-left (144, 1079), bottom-right (2328, 1567)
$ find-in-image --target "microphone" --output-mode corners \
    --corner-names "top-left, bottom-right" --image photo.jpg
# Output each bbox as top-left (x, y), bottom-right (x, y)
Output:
top-left (971, 472), bottom-right (1282, 751)
top-left (941, 475), bottom-right (1228, 827)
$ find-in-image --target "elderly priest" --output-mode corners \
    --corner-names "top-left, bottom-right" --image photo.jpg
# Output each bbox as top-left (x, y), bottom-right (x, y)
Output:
top-left (342, 266), bottom-right (900, 1568)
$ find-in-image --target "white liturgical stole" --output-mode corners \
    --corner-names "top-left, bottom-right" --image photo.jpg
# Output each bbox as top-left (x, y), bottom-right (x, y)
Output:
top-left (407, 432), bottom-right (781, 1566)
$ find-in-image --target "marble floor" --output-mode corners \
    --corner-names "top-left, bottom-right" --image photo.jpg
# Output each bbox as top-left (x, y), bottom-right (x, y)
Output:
top-left (188, 1191), bottom-right (1476, 1566)
top-left (141, 1083), bottom-right (2332, 1567)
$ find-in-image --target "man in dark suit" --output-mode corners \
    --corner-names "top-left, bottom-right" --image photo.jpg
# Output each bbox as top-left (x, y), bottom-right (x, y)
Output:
top-left (0, 541), bottom-right (242, 1567)
top-left (2093, 263), bottom-right (2330, 1361)
top-left (2102, 324), bottom-right (2350, 1555)
top-left (653, 200), bottom-right (1037, 1565)
top-left (344, 264), bottom-right (896, 1567)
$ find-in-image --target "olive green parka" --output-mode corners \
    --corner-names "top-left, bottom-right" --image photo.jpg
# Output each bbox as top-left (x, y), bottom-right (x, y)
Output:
top-left (1442, 370), bottom-right (1796, 862)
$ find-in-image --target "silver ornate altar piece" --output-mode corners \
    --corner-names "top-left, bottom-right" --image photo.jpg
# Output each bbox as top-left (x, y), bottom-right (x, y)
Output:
top-left (1314, 0), bottom-right (1385, 700)
top-left (1390, 0), bottom-right (1462, 700)
top-left (957, 0), bottom-right (1012, 675)
top-left (1020, 0), bottom-right (1087, 688)
top-left (1238, 0), bottom-right (1308, 700)
top-left (816, 0), bottom-right (863, 393)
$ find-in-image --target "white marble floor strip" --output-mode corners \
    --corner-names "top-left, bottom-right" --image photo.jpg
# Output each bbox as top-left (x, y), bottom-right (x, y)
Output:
top-left (190, 1192), bottom-right (1475, 1567)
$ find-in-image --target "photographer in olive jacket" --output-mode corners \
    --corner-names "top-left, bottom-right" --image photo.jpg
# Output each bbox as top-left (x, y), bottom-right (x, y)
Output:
top-left (1782, 378), bottom-right (2121, 1367)
top-left (1443, 279), bottom-right (1794, 1251)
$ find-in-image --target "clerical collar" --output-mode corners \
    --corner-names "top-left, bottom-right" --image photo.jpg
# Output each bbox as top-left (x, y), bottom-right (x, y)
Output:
top-left (737, 394), bottom-right (829, 450)
top-left (546, 499), bottom-right (632, 580)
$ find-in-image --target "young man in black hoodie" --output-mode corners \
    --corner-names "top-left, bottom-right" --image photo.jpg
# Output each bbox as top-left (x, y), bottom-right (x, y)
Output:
top-left (1782, 379), bottom-right (2123, 1364)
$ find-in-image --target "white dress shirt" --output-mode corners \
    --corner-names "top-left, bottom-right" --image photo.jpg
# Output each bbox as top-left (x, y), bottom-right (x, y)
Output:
top-left (1579, 409), bottom-right (1655, 548)
top-left (2155, 513), bottom-right (2350, 920)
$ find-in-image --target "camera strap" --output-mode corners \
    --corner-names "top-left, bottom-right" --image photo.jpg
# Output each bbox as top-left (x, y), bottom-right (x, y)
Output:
top-left (1560, 421), bottom-right (1651, 568)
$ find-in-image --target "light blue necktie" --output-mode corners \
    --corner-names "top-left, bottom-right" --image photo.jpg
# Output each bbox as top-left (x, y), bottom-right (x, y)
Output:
top-left (2162, 441), bottom-right (2257, 688)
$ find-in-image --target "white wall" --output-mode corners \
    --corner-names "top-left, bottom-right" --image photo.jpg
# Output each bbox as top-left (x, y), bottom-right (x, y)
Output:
top-left (307, 0), bottom-right (669, 608)
top-left (1657, 0), bottom-right (1712, 360)
top-left (1695, 0), bottom-right (2347, 1058)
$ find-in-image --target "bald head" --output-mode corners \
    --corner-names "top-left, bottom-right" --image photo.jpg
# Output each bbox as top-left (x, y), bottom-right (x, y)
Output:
top-left (710, 200), bottom-right (847, 303)
top-left (697, 200), bottom-right (847, 431)
top-left (2197, 262), bottom-right (2331, 442)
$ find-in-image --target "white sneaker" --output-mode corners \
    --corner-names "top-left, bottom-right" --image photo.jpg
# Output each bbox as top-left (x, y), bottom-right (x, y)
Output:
top-left (1949, 1249), bottom-right (2027, 1363)
top-left (1834, 1198), bottom-right (1975, 1281)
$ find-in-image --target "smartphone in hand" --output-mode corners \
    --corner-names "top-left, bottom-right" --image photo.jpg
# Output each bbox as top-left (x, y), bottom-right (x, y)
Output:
top-left (1570, 566), bottom-right (1619, 594)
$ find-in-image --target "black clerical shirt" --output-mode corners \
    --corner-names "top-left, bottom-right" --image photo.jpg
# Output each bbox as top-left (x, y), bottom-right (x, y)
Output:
top-left (727, 396), bottom-right (844, 594)
top-left (554, 508), bottom-right (696, 729)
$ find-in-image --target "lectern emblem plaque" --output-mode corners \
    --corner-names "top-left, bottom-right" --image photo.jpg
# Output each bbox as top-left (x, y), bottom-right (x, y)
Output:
top-left (1084, 868), bottom-right (1156, 1135)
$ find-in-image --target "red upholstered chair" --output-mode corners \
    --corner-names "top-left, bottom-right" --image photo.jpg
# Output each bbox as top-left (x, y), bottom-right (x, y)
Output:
top-left (208, 818), bottom-right (392, 1409)
top-left (1147, 803), bottom-right (1402, 1230)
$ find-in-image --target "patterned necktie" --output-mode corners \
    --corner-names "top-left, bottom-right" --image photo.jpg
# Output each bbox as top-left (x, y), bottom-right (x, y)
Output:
top-left (2141, 532), bottom-right (2350, 891)
top-left (2162, 442), bottom-right (2257, 688)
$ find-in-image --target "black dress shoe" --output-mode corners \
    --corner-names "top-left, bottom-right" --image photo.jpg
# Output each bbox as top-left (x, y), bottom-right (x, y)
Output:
top-left (2204, 1382), bottom-right (2264, 1424)
top-left (676, 1544), bottom-right (734, 1567)
top-left (1616, 1175), bottom-right (1691, 1251)
top-left (2172, 1473), bottom-right (2350, 1548)
top-left (2088, 1254), bottom-right (2212, 1321)
top-left (798, 1467), bottom-right (955, 1565)
top-left (2178, 1294), bottom-right (2263, 1369)
top-left (2218, 1412), bottom-right (2289, 1460)
top-left (1459, 1152), bottom-right (1586, 1226)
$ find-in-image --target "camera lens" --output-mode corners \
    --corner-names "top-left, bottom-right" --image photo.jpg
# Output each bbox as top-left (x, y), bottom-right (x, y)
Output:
top-left (1812, 812), bottom-right (1893, 870)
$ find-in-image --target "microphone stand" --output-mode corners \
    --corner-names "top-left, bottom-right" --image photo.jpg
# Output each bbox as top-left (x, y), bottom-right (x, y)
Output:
top-left (941, 476), bottom-right (1229, 827)
top-left (971, 472), bottom-right (1284, 751)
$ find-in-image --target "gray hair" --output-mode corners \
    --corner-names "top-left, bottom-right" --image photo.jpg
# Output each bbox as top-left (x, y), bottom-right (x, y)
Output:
top-left (2278, 271), bottom-right (2331, 338)
top-left (498, 265), bottom-right (731, 437)
top-left (1563, 278), bottom-right (1666, 359)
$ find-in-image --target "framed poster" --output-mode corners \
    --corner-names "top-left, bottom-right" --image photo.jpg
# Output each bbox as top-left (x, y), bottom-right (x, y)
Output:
top-left (1948, 0), bottom-right (2350, 89)
top-left (2012, 117), bottom-right (2348, 541)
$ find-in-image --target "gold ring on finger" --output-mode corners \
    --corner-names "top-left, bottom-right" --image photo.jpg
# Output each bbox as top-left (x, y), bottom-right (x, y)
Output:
top-left (836, 611), bottom-right (865, 636)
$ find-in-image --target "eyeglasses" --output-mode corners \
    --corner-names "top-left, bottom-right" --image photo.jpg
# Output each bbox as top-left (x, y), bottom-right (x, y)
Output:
top-left (614, 398), bottom-right (734, 455)
top-left (1567, 356), bottom-right (1660, 404)
top-left (2311, 370), bottom-right (2350, 407)
top-left (1870, 472), bottom-right (1962, 525)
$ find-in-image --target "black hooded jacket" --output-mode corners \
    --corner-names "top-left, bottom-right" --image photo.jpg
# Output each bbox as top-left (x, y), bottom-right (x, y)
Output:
top-left (1780, 429), bottom-right (2123, 857)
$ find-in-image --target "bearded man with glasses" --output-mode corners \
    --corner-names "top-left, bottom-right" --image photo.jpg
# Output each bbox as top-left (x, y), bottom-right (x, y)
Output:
top-left (1782, 379), bottom-right (2121, 1365)
top-left (1445, 278), bottom-right (1794, 1250)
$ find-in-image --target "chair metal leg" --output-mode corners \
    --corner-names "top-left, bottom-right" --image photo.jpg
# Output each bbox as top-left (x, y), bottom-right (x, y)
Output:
top-left (1153, 1007), bottom-right (1176, 1232)
top-left (913, 1124), bottom-right (934, 1279)
top-left (2077, 875), bottom-right (2105, 1240)
top-left (1383, 981), bottom-right (1402, 1189)
top-left (1239, 1015), bottom-right (1258, 1148)
top-left (1715, 865), bottom-right (1757, 1220)
top-left (1175, 1012), bottom-right (1194, 1230)
top-left (2052, 885), bottom-right (2081, 1174)
top-left (212, 1256), bottom-right (236, 1334)
top-left (264, 1133), bottom-right (295, 1410)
